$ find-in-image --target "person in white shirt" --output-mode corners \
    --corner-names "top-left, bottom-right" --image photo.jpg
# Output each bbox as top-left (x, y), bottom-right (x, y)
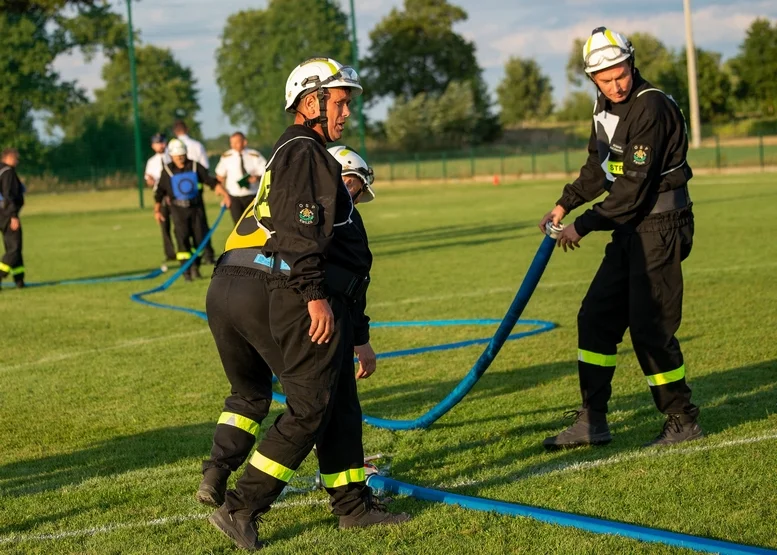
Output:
top-left (144, 133), bottom-right (175, 262)
top-left (172, 120), bottom-right (215, 263)
top-left (215, 132), bottom-right (267, 223)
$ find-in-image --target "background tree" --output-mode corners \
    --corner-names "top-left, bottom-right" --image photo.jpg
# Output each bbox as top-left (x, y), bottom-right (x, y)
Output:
top-left (216, 0), bottom-right (351, 146)
top-left (731, 18), bottom-right (777, 116)
top-left (496, 57), bottom-right (553, 126)
top-left (361, 0), bottom-right (499, 142)
top-left (384, 81), bottom-right (476, 151)
top-left (661, 48), bottom-right (733, 123)
top-left (555, 91), bottom-right (595, 122)
top-left (50, 45), bottom-right (201, 172)
top-left (0, 1), bottom-right (125, 162)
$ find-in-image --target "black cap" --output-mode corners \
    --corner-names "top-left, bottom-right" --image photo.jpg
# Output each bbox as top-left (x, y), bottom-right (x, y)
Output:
top-left (151, 133), bottom-right (166, 144)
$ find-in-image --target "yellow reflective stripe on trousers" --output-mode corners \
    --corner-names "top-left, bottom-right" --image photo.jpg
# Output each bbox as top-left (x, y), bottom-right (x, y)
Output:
top-left (11, 266), bottom-right (24, 275)
top-left (578, 349), bottom-right (617, 367)
top-left (646, 365), bottom-right (686, 387)
top-left (0, 262), bottom-right (11, 274)
top-left (217, 412), bottom-right (260, 436)
top-left (176, 252), bottom-right (191, 260)
top-left (249, 453), bottom-right (295, 482)
top-left (320, 467), bottom-right (366, 488)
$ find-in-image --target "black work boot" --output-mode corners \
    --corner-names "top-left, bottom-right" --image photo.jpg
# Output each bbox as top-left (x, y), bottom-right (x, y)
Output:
top-left (339, 489), bottom-right (411, 529)
top-left (643, 413), bottom-right (704, 447)
top-left (182, 267), bottom-right (193, 281)
top-left (543, 408), bottom-right (612, 450)
top-left (196, 468), bottom-right (230, 507)
top-left (14, 279), bottom-right (25, 289)
top-left (209, 504), bottom-right (264, 551)
top-left (190, 265), bottom-right (202, 279)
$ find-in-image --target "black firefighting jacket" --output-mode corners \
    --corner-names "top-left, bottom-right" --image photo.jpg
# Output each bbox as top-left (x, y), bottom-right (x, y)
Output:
top-left (0, 162), bottom-right (24, 222)
top-left (557, 70), bottom-right (692, 236)
top-left (154, 160), bottom-right (217, 205)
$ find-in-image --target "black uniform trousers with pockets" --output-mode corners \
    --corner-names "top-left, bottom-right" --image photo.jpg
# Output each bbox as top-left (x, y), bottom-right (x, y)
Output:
top-left (170, 204), bottom-right (209, 268)
top-left (577, 209), bottom-right (699, 417)
top-left (0, 216), bottom-right (23, 283)
top-left (206, 271), bottom-right (366, 517)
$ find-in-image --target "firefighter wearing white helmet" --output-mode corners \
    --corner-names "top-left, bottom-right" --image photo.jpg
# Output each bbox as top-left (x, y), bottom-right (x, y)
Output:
top-left (539, 26), bottom-right (702, 449)
top-left (201, 58), bottom-right (408, 549)
top-left (153, 138), bottom-right (230, 280)
top-left (328, 145), bottom-right (375, 203)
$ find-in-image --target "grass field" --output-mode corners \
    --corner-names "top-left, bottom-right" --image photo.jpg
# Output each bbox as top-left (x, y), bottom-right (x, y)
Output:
top-left (1, 173), bottom-right (776, 554)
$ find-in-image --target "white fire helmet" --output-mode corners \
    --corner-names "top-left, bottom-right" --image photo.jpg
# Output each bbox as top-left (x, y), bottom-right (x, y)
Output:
top-left (583, 27), bottom-right (634, 74)
top-left (285, 58), bottom-right (363, 113)
top-left (328, 145), bottom-right (375, 203)
top-left (167, 138), bottom-right (187, 157)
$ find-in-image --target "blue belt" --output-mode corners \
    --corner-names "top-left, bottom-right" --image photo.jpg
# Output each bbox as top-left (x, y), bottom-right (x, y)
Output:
top-left (219, 248), bottom-right (290, 276)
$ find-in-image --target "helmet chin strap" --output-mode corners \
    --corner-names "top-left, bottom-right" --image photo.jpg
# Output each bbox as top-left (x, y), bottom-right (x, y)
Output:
top-left (301, 88), bottom-right (333, 143)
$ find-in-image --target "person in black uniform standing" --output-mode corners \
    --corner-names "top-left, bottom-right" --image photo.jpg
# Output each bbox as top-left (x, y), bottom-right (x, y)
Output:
top-left (196, 143), bottom-right (378, 509)
top-left (540, 27), bottom-right (702, 449)
top-left (154, 138), bottom-right (230, 281)
top-left (203, 58), bottom-right (408, 551)
top-left (0, 148), bottom-right (26, 290)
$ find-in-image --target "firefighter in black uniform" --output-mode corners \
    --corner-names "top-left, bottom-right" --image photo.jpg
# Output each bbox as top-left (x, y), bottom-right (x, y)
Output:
top-left (541, 27), bottom-right (702, 449)
top-left (202, 58), bottom-right (408, 551)
top-left (0, 148), bottom-right (26, 290)
top-left (196, 143), bottom-right (378, 510)
top-left (154, 138), bottom-right (230, 280)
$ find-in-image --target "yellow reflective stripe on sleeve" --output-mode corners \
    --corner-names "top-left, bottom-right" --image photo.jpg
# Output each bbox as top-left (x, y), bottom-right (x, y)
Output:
top-left (607, 161), bottom-right (624, 175)
top-left (217, 412), bottom-right (260, 436)
top-left (249, 453), bottom-right (295, 482)
top-left (320, 467), bottom-right (366, 488)
top-left (0, 262), bottom-right (11, 274)
top-left (176, 252), bottom-right (192, 261)
top-left (11, 266), bottom-right (24, 275)
top-left (578, 349), bottom-right (617, 367)
top-left (646, 365), bottom-right (686, 387)
top-left (604, 29), bottom-right (618, 46)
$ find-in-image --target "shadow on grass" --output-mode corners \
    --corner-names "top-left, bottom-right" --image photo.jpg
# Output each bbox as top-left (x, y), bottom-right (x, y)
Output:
top-left (394, 358), bottom-right (777, 494)
top-left (0, 422), bottom-right (215, 500)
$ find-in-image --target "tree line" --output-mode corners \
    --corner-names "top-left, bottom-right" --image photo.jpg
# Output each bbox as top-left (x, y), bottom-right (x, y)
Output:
top-left (2, 0), bottom-right (776, 172)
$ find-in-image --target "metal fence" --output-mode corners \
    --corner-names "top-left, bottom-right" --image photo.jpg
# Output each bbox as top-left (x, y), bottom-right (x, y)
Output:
top-left (19, 135), bottom-right (777, 194)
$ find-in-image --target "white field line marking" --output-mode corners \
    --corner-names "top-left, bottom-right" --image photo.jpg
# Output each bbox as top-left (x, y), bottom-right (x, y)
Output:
top-left (0, 329), bottom-right (210, 373)
top-left (0, 497), bottom-right (327, 545)
top-left (370, 261), bottom-right (777, 308)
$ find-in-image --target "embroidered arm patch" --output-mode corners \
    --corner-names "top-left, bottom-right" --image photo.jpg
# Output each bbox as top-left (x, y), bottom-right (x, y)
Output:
top-left (297, 202), bottom-right (319, 225)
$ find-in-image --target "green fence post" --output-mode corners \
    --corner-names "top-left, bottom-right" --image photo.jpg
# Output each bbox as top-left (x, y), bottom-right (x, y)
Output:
top-left (500, 145), bottom-right (505, 177)
top-left (759, 133), bottom-right (765, 170)
top-left (470, 146), bottom-right (475, 178)
top-left (715, 135), bottom-right (721, 169)
top-left (442, 151), bottom-right (447, 182)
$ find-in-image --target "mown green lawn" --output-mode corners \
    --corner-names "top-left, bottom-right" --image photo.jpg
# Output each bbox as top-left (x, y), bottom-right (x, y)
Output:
top-left (1, 173), bottom-right (775, 554)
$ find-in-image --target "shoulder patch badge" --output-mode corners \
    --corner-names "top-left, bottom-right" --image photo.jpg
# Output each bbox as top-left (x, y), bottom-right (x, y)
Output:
top-left (633, 145), bottom-right (650, 165)
top-left (297, 203), bottom-right (319, 225)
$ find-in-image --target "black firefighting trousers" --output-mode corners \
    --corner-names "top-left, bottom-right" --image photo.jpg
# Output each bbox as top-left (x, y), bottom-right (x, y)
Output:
top-left (158, 202), bottom-right (176, 261)
top-left (0, 216), bottom-right (23, 283)
top-left (229, 195), bottom-right (254, 225)
top-left (577, 209), bottom-right (699, 417)
top-left (204, 272), bottom-right (366, 516)
top-left (170, 205), bottom-right (209, 268)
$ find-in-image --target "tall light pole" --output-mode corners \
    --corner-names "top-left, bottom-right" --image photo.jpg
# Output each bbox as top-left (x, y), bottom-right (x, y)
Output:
top-left (348, 0), bottom-right (368, 159)
top-left (126, 0), bottom-right (145, 207)
top-left (683, 0), bottom-right (702, 149)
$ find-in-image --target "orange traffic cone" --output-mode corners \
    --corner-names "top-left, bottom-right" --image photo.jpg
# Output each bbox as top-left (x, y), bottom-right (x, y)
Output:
top-left (493, 174), bottom-right (500, 186)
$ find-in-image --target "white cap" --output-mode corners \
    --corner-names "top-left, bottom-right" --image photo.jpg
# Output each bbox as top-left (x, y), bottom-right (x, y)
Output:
top-left (328, 145), bottom-right (375, 203)
top-left (583, 27), bottom-right (634, 74)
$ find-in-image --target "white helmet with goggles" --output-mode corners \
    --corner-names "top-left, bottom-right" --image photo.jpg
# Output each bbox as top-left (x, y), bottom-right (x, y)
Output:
top-left (328, 145), bottom-right (375, 203)
top-left (583, 27), bottom-right (634, 74)
top-left (285, 58), bottom-right (363, 142)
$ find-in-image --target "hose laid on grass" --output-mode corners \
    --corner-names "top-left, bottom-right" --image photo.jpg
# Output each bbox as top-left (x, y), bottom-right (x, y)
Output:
top-left (367, 476), bottom-right (777, 555)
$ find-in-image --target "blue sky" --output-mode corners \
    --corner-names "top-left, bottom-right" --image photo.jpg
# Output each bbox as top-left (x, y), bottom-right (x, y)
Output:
top-left (54, 0), bottom-right (777, 139)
